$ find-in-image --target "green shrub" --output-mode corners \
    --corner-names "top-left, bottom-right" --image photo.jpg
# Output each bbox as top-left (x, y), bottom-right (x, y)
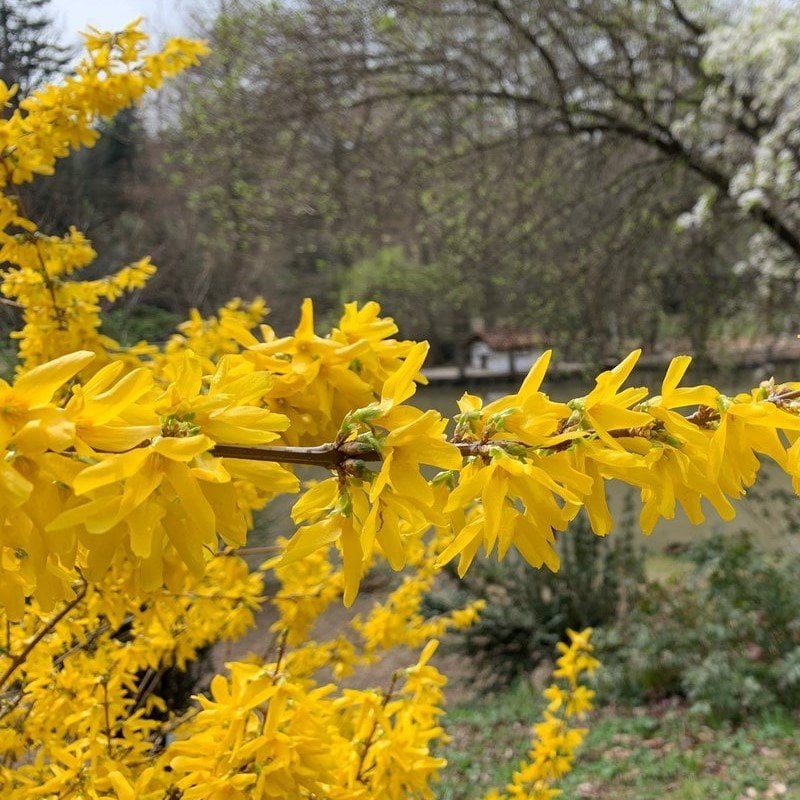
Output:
top-left (101, 304), bottom-right (181, 345)
top-left (596, 533), bottom-right (800, 722)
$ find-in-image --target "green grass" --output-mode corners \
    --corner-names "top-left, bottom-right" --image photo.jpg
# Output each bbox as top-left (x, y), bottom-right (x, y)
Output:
top-left (436, 686), bottom-right (800, 799)
top-left (643, 552), bottom-right (695, 582)
top-left (437, 681), bottom-right (544, 798)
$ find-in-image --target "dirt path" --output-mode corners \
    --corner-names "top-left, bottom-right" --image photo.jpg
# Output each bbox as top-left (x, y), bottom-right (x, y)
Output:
top-left (212, 581), bottom-right (480, 705)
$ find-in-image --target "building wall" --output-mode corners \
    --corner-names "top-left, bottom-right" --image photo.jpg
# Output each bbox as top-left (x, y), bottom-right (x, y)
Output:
top-left (469, 342), bottom-right (543, 374)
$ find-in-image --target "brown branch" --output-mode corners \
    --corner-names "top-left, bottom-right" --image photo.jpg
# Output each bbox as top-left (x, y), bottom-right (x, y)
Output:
top-left (30, 235), bottom-right (67, 331)
top-left (772, 388), bottom-right (800, 403)
top-left (0, 686), bottom-right (24, 724)
top-left (668, 0), bottom-right (706, 37)
top-left (224, 545), bottom-right (282, 557)
top-left (356, 670), bottom-right (399, 784)
top-left (131, 665), bottom-right (167, 716)
top-left (211, 440), bottom-right (382, 468)
top-left (0, 574), bottom-right (88, 692)
top-left (272, 630), bottom-right (288, 677)
top-left (102, 678), bottom-right (113, 755)
top-left (52, 619), bottom-right (112, 669)
top-left (80, 387), bottom-right (800, 471)
top-left (196, 385), bottom-right (800, 468)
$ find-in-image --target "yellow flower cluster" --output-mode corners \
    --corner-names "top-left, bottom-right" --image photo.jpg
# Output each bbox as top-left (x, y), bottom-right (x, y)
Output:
top-left (0, 554), bottom-right (264, 798)
top-left (1, 509), bottom-right (483, 799)
top-left (352, 534), bottom-right (486, 657)
top-left (0, 347), bottom-right (299, 618)
top-left (158, 531), bottom-right (475, 800)
top-left (265, 525), bottom-right (485, 690)
top-left (280, 338), bottom-right (461, 604)
top-left (0, 20), bottom-right (206, 371)
top-left (164, 297), bottom-right (269, 364)
top-left (241, 297), bottom-right (422, 445)
top-left (485, 628), bottom-right (599, 800)
top-left (165, 638), bottom-right (448, 800)
top-left (430, 349), bottom-right (800, 577)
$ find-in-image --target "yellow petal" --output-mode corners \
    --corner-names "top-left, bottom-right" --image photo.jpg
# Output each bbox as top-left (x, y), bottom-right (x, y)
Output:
top-left (291, 478), bottom-right (339, 523)
top-left (435, 516), bottom-right (483, 570)
top-left (0, 574), bottom-right (26, 621)
top-left (295, 297), bottom-right (315, 340)
top-left (583, 461), bottom-right (613, 536)
top-left (79, 425), bottom-right (160, 452)
top-left (73, 449), bottom-right (150, 495)
top-left (279, 517), bottom-right (339, 566)
top-left (46, 496), bottom-right (120, 532)
top-left (380, 341), bottom-right (429, 405)
top-left (79, 360), bottom-right (125, 396)
top-left (340, 516), bottom-right (362, 607)
top-left (126, 501), bottom-right (164, 558)
top-left (482, 471), bottom-right (508, 544)
top-left (204, 407), bottom-right (289, 444)
top-left (223, 459), bottom-right (299, 494)
top-left (517, 349), bottom-right (552, 400)
top-left (14, 350), bottom-right (95, 406)
top-left (457, 392), bottom-right (483, 414)
top-left (585, 349), bottom-right (641, 405)
top-left (514, 515), bottom-right (559, 571)
top-left (164, 461), bottom-right (216, 545)
top-left (590, 405), bottom-right (652, 432)
top-left (152, 434), bottom-right (214, 461)
top-left (119, 460), bottom-right (164, 517)
top-left (107, 771), bottom-right (135, 800)
top-left (661, 355), bottom-right (692, 397)
top-left (84, 367), bottom-right (153, 424)
top-left (0, 462), bottom-right (33, 507)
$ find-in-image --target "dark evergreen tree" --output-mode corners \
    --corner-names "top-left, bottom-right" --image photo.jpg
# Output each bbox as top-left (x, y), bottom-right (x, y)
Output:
top-left (0, 0), bottom-right (72, 101)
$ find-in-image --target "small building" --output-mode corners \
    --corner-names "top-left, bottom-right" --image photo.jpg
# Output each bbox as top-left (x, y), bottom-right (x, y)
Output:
top-left (467, 328), bottom-right (545, 377)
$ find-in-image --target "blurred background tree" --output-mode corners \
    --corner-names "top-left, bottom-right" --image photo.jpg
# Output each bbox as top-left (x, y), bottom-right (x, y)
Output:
top-left (0, 0), bottom-right (71, 100)
top-left (10, 0), bottom-right (798, 366)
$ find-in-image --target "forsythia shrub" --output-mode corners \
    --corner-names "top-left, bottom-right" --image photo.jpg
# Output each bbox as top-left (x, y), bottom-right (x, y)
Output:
top-left (0, 21), bottom-right (799, 800)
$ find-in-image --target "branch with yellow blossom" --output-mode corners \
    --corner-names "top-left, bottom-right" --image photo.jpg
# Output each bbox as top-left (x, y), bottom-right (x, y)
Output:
top-left (484, 628), bottom-right (600, 800)
top-left (0, 571), bottom-right (87, 693)
top-left (204, 382), bottom-right (800, 467)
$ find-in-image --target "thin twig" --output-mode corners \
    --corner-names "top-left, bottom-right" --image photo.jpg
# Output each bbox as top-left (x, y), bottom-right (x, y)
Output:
top-left (355, 671), bottom-right (399, 784)
top-left (102, 678), bottom-right (113, 755)
top-left (31, 235), bottom-right (67, 331)
top-left (0, 574), bottom-right (88, 692)
top-left (130, 665), bottom-right (167, 715)
top-left (272, 630), bottom-right (288, 677)
top-left (223, 545), bottom-right (281, 557)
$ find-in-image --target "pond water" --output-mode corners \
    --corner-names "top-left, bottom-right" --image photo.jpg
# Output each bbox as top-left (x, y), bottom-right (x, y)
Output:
top-left (416, 365), bottom-right (800, 559)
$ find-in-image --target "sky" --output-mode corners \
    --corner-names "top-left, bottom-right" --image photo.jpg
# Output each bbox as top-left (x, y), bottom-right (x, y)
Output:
top-left (49, 0), bottom-right (192, 45)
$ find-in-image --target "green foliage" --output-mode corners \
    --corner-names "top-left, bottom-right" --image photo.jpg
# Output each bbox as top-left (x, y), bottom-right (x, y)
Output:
top-left (596, 533), bottom-right (800, 722)
top-left (439, 694), bottom-right (800, 800)
top-left (437, 681), bottom-right (545, 799)
top-left (426, 508), bottom-right (646, 690)
top-left (340, 246), bottom-right (457, 360)
top-left (100, 304), bottom-right (181, 345)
